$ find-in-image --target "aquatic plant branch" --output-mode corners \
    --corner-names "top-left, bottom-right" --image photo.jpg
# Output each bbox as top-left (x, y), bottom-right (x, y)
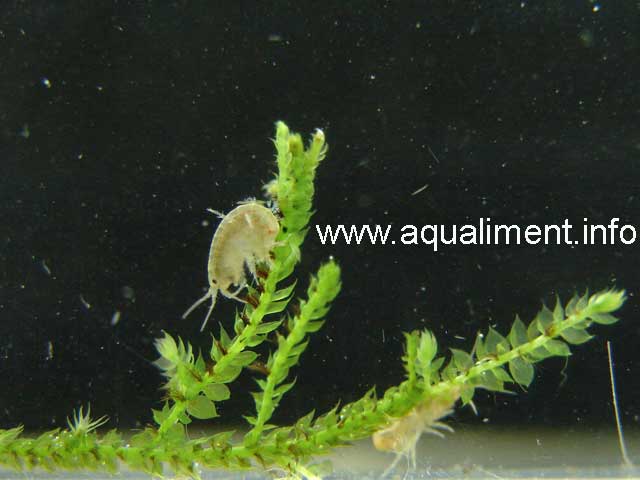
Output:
top-left (244, 260), bottom-right (341, 445)
top-left (154, 123), bottom-right (327, 436)
top-left (450, 289), bottom-right (626, 400)
top-left (229, 290), bottom-right (627, 469)
top-left (0, 122), bottom-right (628, 479)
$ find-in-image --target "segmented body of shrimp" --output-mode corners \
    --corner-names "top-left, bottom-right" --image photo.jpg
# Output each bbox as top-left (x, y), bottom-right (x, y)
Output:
top-left (373, 392), bottom-right (457, 476)
top-left (183, 201), bottom-right (280, 331)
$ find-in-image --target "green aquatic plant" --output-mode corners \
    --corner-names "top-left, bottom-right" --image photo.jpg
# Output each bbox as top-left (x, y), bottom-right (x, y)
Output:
top-left (0, 122), bottom-right (627, 479)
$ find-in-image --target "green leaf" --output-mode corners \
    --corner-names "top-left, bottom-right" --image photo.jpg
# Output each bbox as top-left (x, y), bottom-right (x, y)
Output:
top-left (430, 357), bottom-right (445, 374)
top-left (590, 313), bottom-right (618, 325)
top-left (561, 327), bottom-right (593, 345)
top-left (565, 294), bottom-right (579, 316)
top-left (507, 315), bottom-right (527, 348)
top-left (234, 313), bottom-right (245, 335)
top-left (527, 345), bottom-right (556, 361)
top-left (264, 299), bottom-right (290, 315)
top-left (210, 340), bottom-right (223, 362)
top-left (256, 320), bottom-right (283, 334)
top-left (450, 348), bottom-right (473, 371)
top-left (526, 317), bottom-right (540, 340)
top-left (417, 330), bottom-right (438, 366)
top-left (289, 339), bottom-right (310, 358)
top-left (493, 366), bottom-right (513, 383)
top-left (195, 353), bottom-right (206, 373)
top-left (231, 351), bottom-right (259, 367)
top-left (272, 281), bottom-right (297, 301)
top-left (246, 335), bottom-right (266, 347)
top-left (509, 357), bottom-right (534, 387)
top-left (305, 320), bottom-right (325, 332)
top-left (276, 255), bottom-right (297, 282)
top-left (295, 410), bottom-right (315, 430)
top-left (535, 305), bottom-right (554, 335)
top-left (308, 304), bottom-right (331, 320)
top-left (543, 339), bottom-right (571, 356)
top-left (460, 385), bottom-right (475, 405)
top-left (243, 415), bottom-right (257, 426)
top-left (274, 380), bottom-right (296, 397)
top-left (475, 370), bottom-right (504, 391)
top-left (152, 403), bottom-right (170, 425)
top-left (552, 296), bottom-right (565, 323)
top-left (155, 332), bottom-right (178, 363)
top-left (441, 359), bottom-right (459, 381)
top-left (485, 327), bottom-right (508, 355)
top-left (576, 290), bottom-right (590, 311)
top-left (187, 395), bottom-right (218, 420)
top-left (210, 430), bottom-right (235, 447)
top-left (472, 332), bottom-right (486, 359)
top-left (219, 325), bottom-right (232, 348)
top-left (211, 364), bottom-right (242, 383)
top-left (203, 384), bottom-right (231, 402)
top-left (178, 412), bottom-right (192, 424)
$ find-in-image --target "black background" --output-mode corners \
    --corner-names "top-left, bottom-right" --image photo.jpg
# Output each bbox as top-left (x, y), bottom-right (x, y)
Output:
top-left (1, 1), bottom-right (639, 434)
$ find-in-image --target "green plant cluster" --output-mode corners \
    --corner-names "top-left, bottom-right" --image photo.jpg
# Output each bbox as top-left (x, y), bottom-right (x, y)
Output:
top-left (0, 122), bottom-right (627, 479)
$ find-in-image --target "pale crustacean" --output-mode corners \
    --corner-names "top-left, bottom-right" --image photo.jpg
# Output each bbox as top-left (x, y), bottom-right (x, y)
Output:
top-left (183, 200), bottom-right (280, 331)
top-left (372, 392), bottom-right (458, 476)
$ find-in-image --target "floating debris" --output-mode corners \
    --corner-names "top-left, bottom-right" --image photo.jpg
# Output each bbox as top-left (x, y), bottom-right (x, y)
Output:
top-left (121, 286), bottom-right (135, 302)
top-left (41, 259), bottom-right (51, 276)
top-left (79, 295), bottom-right (92, 310)
top-left (110, 311), bottom-right (121, 326)
top-left (411, 184), bottom-right (429, 196)
top-left (18, 124), bottom-right (30, 139)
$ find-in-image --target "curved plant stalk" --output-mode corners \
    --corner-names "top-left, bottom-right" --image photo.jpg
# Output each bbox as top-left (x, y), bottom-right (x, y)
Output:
top-left (0, 122), bottom-right (628, 480)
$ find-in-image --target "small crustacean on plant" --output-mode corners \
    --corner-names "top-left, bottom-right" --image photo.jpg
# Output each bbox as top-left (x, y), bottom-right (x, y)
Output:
top-left (183, 200), bottom-right (280, 331)
top-left (373, 390), bottom-right (458, 476)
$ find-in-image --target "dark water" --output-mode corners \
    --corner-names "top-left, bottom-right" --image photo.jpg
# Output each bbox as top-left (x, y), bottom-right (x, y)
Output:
top-left (1, 1), bottom-right (638, 453)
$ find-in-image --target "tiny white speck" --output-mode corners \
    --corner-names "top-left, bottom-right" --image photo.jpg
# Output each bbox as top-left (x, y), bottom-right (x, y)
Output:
top-left (111, 311), bottom-right (121, 326)
top-left (80, 295), bottom-right (92, 309)
top-left (42, 78), bottom-right (51, 88)
top-left (41, 259), bottom-right (51, 276)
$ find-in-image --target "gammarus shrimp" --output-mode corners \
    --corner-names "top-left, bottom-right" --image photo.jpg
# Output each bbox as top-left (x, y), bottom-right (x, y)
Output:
top-left (183, 201), bottom-right (280, 331)
top-left (373, 390), bottom-right (458, 476)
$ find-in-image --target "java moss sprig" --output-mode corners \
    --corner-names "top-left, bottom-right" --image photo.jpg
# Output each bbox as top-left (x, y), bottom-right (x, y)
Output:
top-left (244, 260), bottom-right (341, 445)
top-left (153, 122), bottom-right (328, 437)
top-left (0, 122), bottom-right (628, 479)
top-left (228, 289), bottom-right (626, 468)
